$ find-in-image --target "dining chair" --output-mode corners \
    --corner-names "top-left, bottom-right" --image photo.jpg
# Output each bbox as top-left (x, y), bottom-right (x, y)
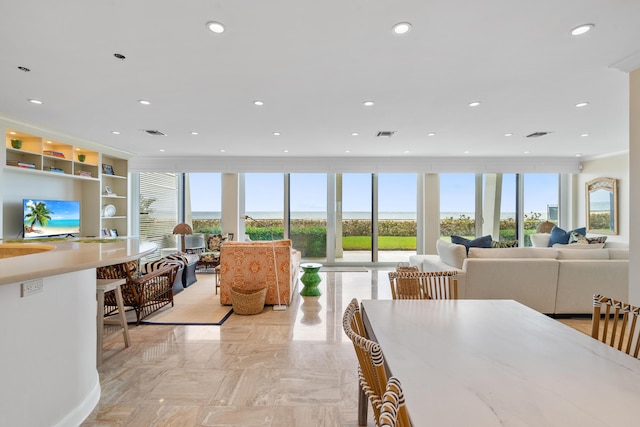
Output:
top-left (388, 270), bottom-right (458, 300)
top-left (342, 299), bottom-right (411, 427)
top-left (591, 294), bottom-right (640, 359)
top-left (379, 376), bottom-right (405, 427)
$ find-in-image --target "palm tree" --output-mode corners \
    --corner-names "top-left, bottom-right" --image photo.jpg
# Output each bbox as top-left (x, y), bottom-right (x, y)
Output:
top-left (24, 201), bottom-right (53, 233)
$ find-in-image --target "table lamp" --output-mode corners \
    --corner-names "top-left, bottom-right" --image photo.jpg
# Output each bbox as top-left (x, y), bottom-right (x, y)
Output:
top-left (172, 223), bottom-right (193, 252)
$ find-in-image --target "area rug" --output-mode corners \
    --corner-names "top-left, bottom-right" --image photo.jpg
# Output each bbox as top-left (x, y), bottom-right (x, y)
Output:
top-left (319, 266), bottom-right (369, 272)
top-left (140, 275), bottom-right (233, 325)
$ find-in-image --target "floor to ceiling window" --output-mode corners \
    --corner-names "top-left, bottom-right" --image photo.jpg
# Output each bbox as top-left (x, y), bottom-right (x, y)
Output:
top-left (138, 172), bottom-right (179, 259)
top-left (188, 173), bottom-right (222, 234)
top-left (336, 173), bottom-right (372, 263)
top-left (289, 173), bottom-right (327, 262)
top-left (523, 173), bottom-right (559, 246)
top-left (377, 173), bottom-right (417, 262)
top-left (440, 174), bottom-right (476, 240)
top-left (244, 173), bottom-right (284, 241)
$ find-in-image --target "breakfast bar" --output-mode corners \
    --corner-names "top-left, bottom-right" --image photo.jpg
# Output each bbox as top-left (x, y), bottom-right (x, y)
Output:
top-left (0, 238), bottom-right (155, 427)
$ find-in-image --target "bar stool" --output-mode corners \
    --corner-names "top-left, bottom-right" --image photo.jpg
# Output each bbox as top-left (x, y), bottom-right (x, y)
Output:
top-left (96, 278), bottom-right (130, 366)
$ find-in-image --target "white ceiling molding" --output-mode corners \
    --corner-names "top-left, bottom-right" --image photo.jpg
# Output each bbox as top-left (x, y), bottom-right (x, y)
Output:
top-left (610, 50), bottom-right (640, 73)
top-left (130, 156), bottom-right (581, 174)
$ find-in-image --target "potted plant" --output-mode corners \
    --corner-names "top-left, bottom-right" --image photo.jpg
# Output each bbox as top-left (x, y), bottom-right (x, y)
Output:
top-left (10, 139), bottom-right (22, 149)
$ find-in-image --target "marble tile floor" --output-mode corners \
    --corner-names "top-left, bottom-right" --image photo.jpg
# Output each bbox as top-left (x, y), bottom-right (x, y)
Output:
top-left (83, 269), bottom-right (593, 427)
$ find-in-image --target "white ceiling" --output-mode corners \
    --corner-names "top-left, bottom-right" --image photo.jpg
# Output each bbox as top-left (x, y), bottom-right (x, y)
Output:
top-left (1, 0), bottom-right (640, 161)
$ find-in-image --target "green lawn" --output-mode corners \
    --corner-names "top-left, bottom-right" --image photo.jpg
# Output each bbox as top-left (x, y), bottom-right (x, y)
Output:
top-left (342, 236), bottom-right (416, 250)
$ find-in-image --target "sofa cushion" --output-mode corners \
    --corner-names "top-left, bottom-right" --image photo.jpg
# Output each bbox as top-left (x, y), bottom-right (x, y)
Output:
top-left (468, 247), bottom-right (558, 259)
top-left (436, 239), bottom-right (467, 269)
top-left (552, 242), bottom-right (605, 249)
top-left (608, 248), bottom-right (629, 260)
top-left (556, 248), bottom-right (609, 260)
top-left (451, 235), bottom-right (492, 253)
top-left (530, 233), bottom-right (551, 248)
top-left (549, 226), bottom-right (586, 246)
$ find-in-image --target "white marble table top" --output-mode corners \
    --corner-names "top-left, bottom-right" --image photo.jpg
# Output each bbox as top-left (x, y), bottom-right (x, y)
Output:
top-left (361, 299), bottom-right (640, 426)
top-left (0, 238), bottom-right (156, 285)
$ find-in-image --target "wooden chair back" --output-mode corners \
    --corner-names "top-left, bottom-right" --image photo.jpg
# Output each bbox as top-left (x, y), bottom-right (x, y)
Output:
top-left (388, 270), bottom-right (458, 300)
top-left (342, 299), bottom-right (411, 427)
top-left (591, 294), bottom-right (640, 359)
top-left (379, 376), bottom-right (406, 427)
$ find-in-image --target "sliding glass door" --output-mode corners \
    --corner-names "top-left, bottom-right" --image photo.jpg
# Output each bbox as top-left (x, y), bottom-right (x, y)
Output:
top-left (289, 173), bottom-right (327, 262)
top-left (377, 174), bottom-right (417, 262)
top-left (336, 173), bottom-right (372, 263)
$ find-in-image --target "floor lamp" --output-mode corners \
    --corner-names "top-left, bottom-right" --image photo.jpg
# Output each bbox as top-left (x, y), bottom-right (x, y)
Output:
top-left (245, 215), bottom-right (286, 311)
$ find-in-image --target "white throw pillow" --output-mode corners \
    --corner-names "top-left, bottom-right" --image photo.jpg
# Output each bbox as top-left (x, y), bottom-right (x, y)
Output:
top-left (436, 239), bottom-right (467, 269)
top-left (530, 233), bottom-right (551, 248)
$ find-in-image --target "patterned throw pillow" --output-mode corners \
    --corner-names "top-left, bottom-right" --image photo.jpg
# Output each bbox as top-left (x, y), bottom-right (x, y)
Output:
top-left (568, 231), bottom-right (588, 244)
top-left (491, 240), bottom-right (518, 248)
top-left (549, 226), bottom-right (586, 246)
top-left (587, 236), bottom-right (608, 244)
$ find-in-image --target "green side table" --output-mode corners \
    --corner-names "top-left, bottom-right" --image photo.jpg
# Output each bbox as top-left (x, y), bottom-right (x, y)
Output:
top-left (300, 262), bottom-right (323, 296)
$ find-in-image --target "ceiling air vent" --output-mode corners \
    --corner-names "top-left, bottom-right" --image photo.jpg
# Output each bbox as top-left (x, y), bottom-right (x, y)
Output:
top-left (526, 131), bottom-right (551, 138)
top-left (140, 129), bottom-right (167, 136)
top-left (376, 131), bottom-right (396, 137)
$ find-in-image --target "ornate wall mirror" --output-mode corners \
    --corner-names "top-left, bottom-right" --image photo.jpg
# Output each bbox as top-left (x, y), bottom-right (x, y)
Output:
top-left (586, 177), bottom-right (618, 235)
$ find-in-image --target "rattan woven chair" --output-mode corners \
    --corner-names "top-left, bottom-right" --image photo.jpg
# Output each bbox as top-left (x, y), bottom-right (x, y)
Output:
top-left (536, 220), bottom-right (555, 233)
top-left (96, 260), bottom-right (178, 325)
top-left (342, 299), bottom-right (411, 427)
top-left (591, 294), bottom-right (640, 359)
top-left (388, 270), bottom-right (458, 300)
top-left (379, 377), bottom-right (405, 427)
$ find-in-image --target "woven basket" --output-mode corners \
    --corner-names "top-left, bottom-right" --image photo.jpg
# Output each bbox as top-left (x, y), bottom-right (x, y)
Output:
top-left (230, 287), bottom-right (267, 315)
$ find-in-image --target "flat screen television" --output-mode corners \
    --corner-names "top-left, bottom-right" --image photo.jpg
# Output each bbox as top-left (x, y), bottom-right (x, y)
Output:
top-left (23, 199), bottom-right (80, 238)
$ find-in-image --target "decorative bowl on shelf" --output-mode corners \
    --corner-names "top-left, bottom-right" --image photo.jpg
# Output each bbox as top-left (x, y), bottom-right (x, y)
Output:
top-left (78, 154), bottom-right (86, 162)
top-left (11, 139), bottom-right (22, 149)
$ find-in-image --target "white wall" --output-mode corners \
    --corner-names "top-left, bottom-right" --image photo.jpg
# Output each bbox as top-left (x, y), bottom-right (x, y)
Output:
top-left (576, 153), bottom-right (629, 247)
top-left (629, 69), bottom-right (640, 306)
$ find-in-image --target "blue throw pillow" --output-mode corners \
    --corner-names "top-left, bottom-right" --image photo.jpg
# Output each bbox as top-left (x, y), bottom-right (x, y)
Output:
top-left (549, 226), bottom-right (587, 246)
top-left (451, 235), bottom-right (493, 253)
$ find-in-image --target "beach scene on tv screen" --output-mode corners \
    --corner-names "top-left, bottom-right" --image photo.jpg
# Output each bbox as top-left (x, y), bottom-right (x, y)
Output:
top-left (23, 199), bottom-right (80, 238)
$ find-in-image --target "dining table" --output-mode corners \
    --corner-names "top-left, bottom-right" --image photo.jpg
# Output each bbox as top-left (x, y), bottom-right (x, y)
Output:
top-left (360, 299), bottom-right (640, 426)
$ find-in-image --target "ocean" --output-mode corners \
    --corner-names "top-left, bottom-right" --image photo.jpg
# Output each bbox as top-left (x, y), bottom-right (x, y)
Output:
top-left (192, 211), bottom-right (531, 220)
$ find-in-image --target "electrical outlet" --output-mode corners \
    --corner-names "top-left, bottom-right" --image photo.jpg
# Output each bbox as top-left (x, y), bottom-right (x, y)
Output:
top-left (21, 279), bottom-right (43, 297)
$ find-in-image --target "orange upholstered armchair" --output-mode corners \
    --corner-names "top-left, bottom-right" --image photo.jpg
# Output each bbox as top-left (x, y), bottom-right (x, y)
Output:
top-left (219, 239), bottom-right (301, 306)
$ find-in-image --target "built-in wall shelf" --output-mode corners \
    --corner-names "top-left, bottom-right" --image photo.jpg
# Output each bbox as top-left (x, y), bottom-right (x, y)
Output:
top-left (3, 127), bottom-right (129, 237)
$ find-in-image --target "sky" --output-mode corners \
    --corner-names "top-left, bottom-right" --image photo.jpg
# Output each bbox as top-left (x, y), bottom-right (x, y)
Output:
top-left (188, 173), bottom-right (558, 214)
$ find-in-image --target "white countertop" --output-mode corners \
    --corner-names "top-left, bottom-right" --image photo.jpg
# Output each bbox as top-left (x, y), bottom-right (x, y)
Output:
top-left (0, 238), bottom-right (156, 285)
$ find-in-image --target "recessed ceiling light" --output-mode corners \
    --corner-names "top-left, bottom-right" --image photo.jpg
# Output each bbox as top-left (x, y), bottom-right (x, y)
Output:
top-left (581, 133), bottom-right (590, 137)
top-left (273, 132), bottom-right (281, 136)
top-left (28, 98), bottom-right (43, 104)
top-left (468, 101), bottom-right (481, 107)
top-left (392, 22), bottom-right (412, 35)
top-left (403, 150), bottom-right (410, 154)
top-left (253, 100), bottom-right (264, 106)
top-left (111, 131), bottom-right (121, 135)
top-left (571, 24), bottom-right (594, 36)
top-left (363, 101), bottom-right (375, 107)
top-left (190, 131), bottom-right (199, 135)
top-left (159, 149), bottom-right (165, 152)
top-left (206, 21), bottom-right (225, 33)
top-left (504, 133), bottom-right (513, 137)
top-left (345, 150), bottom-right (351, 153)
top-left (427, 133), bottom-right (436, 137)
top-left (576, 153), bottom-right (582, 157)
top-left (524, 150), bottom-right (531, 154)
top-left (464, 150), bottom-right (471, 154)
top-left (9, 131), bottom-right (16, 135)
top-left (138, 99), bottom-right (151, 105)
top-left (351, 132), bottom-right (359, 136)
top-left (46, 140), bottom-right (52, 144)
top-left (17, 66), bottom-right (30, 72)
top-left (283, 149), bottom-right (289, 153)
top-left (220, 149), bottom-right (225, 153)
top-left (576, 102), bottom-right (589, 108)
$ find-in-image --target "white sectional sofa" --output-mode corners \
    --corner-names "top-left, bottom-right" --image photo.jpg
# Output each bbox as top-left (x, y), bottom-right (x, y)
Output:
top-left (409, 240), bottom-right (629, 315)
